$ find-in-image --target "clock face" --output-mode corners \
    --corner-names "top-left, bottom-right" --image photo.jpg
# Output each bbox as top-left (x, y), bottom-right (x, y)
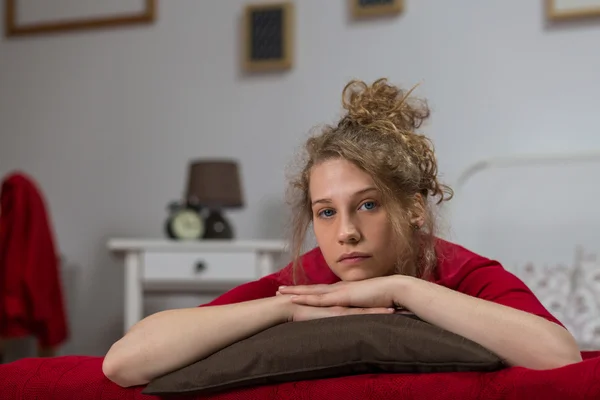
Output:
top-left (171, 209), bottom-right (204, 240)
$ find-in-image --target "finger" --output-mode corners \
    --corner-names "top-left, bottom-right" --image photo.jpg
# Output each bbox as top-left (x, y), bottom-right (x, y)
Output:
top-left (278, 285), bottom-right (332, 295)
top-left (345, 307), bottom-right (395, 315)
top-left (290, 293), bottom-right (347, 307)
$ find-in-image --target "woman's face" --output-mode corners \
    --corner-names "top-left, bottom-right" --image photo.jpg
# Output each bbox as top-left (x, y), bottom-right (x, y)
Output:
top-left (309, 158), bottom-right (402, 281)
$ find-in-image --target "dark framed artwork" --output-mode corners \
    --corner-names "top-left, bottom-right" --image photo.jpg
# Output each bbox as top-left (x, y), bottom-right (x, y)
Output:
top-left (546, 0), bottom-right (600, 20)
top-left (351, 0), bottom-right (404, 18)
top-left (4, 0), bottom-right (156, 38)
top-left (243, 2), bottom-right (294, 72)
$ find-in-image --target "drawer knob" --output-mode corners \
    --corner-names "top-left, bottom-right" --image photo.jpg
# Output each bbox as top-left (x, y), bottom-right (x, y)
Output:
top-left (195, 261), bottom-right (207, 273)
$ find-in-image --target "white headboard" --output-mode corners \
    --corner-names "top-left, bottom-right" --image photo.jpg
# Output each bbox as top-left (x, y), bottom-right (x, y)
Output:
top-left (447, 151), bottom-right (600, 350)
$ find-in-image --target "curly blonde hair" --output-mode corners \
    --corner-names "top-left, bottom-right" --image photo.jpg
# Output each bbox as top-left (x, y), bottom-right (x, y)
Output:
top-left (286, 78), bottom-right (453, 282)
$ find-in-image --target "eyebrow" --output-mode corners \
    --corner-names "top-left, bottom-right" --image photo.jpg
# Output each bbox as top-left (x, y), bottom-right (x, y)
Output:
top-left (311, 187), bottom-right (378, 206)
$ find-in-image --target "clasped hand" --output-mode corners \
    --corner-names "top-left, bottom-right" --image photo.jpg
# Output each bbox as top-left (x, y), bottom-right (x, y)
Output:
top-left (277, 276), bottom-right (405, 322)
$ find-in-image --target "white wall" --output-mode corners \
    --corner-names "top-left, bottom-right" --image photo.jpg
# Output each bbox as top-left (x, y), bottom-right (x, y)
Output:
top-left (1, 0), bottom-right (600, 357)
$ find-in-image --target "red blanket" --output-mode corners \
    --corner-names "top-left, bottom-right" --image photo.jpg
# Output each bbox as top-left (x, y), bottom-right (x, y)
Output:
top-left (1, 352), bottom-right (599, 399)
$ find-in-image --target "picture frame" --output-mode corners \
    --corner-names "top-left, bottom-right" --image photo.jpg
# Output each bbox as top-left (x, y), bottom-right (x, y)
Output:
top-left (242, 1), bottom-right (294, 72)
top-left (546, 0), bottom-right (600, 20)
top-left (4, 0), bottom-right (156, 38)
top-left (351, 0), bottom-right (404, 18)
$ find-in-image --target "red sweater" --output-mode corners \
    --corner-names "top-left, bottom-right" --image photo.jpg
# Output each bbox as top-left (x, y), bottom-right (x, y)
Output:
top-left (203, 239), bottom-right (562, 327)
top-left (0, 172), bottom-right (69, 348)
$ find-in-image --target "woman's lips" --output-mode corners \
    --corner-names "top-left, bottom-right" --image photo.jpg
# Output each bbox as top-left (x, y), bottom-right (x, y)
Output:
top-left (337, 253), bottom-right (372, 264)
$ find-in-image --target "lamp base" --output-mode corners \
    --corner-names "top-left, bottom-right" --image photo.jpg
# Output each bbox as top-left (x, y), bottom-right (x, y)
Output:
top-left (203, 209), bottom-right (234, 240)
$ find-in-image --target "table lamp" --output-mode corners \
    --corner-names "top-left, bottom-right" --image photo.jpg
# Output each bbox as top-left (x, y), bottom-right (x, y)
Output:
top-left (186, 160), bottom-right (244, 240)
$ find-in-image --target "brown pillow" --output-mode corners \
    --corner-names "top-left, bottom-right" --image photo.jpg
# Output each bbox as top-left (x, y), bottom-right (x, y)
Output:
top-left (143, 313), bottom-right (505, 396)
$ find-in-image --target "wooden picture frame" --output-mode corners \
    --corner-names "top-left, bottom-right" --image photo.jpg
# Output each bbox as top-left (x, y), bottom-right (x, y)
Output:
top-left (4, 0), bottom-right (156, 38)
top-left (546, 0), bottom-right (600, 20)
top-left (351, 0), bottom-right (403, 18)
top-left (243, 2), bottom-right (294, 72)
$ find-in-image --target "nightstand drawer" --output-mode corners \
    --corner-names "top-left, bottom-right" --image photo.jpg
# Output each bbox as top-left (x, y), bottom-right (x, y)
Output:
top-left (142, 251), bottom-right (258, 282)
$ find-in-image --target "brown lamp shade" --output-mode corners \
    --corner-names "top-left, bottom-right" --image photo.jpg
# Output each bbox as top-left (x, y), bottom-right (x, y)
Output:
top-left (186, 160), bottom-right (244, 208)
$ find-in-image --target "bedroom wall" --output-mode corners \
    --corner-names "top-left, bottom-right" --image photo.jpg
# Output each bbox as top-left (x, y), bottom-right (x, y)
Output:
top-left (1, 0), bottom-right (600, 357)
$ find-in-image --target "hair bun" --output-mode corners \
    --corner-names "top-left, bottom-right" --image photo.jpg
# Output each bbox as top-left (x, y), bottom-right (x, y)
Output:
top-left (341, 78), bottom-right (430, 132)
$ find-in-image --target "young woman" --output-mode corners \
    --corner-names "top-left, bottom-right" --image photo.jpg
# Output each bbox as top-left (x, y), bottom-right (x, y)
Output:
top-left (102, 78), bottom-right (582, 388)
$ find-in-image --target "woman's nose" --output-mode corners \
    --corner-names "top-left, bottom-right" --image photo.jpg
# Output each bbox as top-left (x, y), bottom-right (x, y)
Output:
top-left (337, 216), bottom-right (361, 243)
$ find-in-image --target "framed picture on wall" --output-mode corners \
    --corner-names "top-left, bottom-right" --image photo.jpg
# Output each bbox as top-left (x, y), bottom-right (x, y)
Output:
top-left (242, 2), bottom-right (294, 72)
top-left (351, 0), bottom-right (404, 18)
top-left (4, 0), bottom-right (156, 38)
top-left (546, 0), bottom-right (600, 20)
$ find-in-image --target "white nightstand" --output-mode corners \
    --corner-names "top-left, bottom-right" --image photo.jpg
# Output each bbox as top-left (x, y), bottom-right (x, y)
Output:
top-left (107, 238), bottom-right (288, 332)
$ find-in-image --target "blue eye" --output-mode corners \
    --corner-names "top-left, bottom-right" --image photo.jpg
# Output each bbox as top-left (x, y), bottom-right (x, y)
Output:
top-left (360, 201), bottom-right (377, 211)
top-left (318, 209), bottom-right (335, 218)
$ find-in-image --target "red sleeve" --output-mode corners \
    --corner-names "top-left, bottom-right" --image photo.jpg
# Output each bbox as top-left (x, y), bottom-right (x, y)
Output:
top-left (455, 262), bottom-right (564, 327)
top-left (198, 274), bottom-right (281, 307)
top-left (436, 240), bottom-right (564, 327)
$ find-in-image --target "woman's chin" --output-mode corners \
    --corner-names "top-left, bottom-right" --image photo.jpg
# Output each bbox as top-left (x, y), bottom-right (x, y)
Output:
top-left (334, 260), bottom-right (395, 281)
top-left (338, 267), bottom-right (378, 282)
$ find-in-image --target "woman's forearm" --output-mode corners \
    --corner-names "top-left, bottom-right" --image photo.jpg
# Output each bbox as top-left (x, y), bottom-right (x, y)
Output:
top-left (394, 276), bottom-right (582, 370)
top-left (102, 295), bottom-right (292, 388)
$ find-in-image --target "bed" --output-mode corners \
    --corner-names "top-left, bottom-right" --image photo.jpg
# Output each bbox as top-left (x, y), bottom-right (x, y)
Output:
top-left (2, 151), bottom-right (600, 399)
top-left (0, 351), bottom-right (600, 400)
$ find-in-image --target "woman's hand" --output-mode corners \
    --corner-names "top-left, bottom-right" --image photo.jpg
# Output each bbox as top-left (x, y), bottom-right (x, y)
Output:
top-left (290, 302), bottom-right (395, 322)
top-left (276, 292), bottom-right (395, 322)
top-left (277, 276), bottom-right (402, 310)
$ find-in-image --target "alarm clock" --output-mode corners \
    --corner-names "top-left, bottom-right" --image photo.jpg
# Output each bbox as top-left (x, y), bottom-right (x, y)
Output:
top-left (165, 202), bottom-right (205, 240)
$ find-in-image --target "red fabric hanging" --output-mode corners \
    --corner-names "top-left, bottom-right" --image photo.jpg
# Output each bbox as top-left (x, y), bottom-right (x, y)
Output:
top-left (0, 172), bottom-right (69, 348)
